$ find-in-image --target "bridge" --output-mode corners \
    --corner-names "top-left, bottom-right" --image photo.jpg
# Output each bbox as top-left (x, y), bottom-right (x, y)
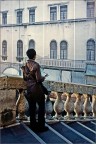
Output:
top-left (0, 59), bottom-right (86, 74)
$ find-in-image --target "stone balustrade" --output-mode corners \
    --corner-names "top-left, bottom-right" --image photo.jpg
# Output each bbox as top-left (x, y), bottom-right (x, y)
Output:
top-left (0, 76), bottom-right (96, 127)
top-left (0, 59), bottom-right (85, 75)
top-left (36, 59), bottom-right (85, 70)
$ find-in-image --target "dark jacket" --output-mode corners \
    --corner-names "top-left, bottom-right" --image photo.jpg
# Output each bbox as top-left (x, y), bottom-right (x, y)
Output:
top-left (23, 59), bottom-right (45, 100)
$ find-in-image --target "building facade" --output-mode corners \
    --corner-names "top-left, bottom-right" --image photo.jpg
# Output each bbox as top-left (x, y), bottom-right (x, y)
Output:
top-left (0, 0), bottom-right (96, 84)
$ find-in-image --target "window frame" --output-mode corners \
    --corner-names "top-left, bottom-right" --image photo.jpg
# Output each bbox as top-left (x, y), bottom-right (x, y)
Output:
top-left (60, 41), bottom-right (68, 59)
top-left (2, 40), bottom-right (7, 61)
top-left (87, 2), bottom-right (95, 18)
top-left (16, 40), bottom-right (23, 62)
top-left (2, 11), bottom-right (8, 25)
top-left (60, 5), bottom-right (67, 20)
top-left (15, 9), bottom-right (23, 24)
top-left (50, 40), bottom-right (57, 59)
top-left (87, 39), bottom-right (95, 61)
top-left (28, 39), bottom-right (35, 49)
top-left (50, 6), bottom-right (57, 21)
top-left (29, 9), bottom-right (35, 23)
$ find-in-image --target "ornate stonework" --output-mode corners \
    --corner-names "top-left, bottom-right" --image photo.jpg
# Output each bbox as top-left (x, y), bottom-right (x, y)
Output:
top-left (0, 76), bottom-right (96, 127)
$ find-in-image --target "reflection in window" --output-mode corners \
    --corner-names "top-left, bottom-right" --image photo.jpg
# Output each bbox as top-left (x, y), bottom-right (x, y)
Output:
top-left (50, 7), bottom-right (57, 21)
top-left (60, 41), bottom-right (67, 59)
top-left (87, 2), bottom-right (95, 18)
top-left (60, 5), bottom-right (67, 20)
top-left (87, 39), bottom-right (95, 61)
top-left (29, 40), bottom-right (35, 49)
top-left (50, 40), bottom-right (57, 59)
top-left (17, 40), bottom-right (23, 62)
top-left (2, 40), bottom-right (7, 60)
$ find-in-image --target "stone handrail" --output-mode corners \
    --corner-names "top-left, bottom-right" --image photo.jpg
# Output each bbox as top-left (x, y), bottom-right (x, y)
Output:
top-left (0, 76), bottom-right (96, 95)
top-left (44, 80), bottom-right (96, 95)
top-left (0, 76), bottom-right (96, 127)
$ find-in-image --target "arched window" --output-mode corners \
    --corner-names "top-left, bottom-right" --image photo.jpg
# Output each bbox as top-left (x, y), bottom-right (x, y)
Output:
top-left (17, 40), bottom-right (23, 62)
top-left (2, 40), bottom-right (7, 60)
top-left (29, 39), bottom-right (35, 49)
top-left (60, 41), bottom-right (67, 59)
top-left (50, 40), bottom-right (57, 59)
top-left (87, 39), bottom-right (95, 61)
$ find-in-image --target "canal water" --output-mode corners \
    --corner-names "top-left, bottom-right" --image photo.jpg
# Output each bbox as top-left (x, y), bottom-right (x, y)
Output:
top-left (41, 68), bottom-right (85, 84)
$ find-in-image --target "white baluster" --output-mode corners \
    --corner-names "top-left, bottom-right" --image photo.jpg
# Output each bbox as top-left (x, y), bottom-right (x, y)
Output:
top-left (64, 93), bottom-right (74, 119)
top-left (83, 94), bottom-right (92, 118)
top-left (53, 92), bottom-right (64, 120)
top-left (92, 95), bottom-right (96, 118)
top-left (74, 93), bottom-right (83, 119)
top-left (45, 96), bottom-right (53, 120)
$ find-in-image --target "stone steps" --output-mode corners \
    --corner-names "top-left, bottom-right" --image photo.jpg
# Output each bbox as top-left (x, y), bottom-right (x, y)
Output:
top-left (1, 121), bottom-right (96, 144)
top-left (25, 120), bottom-right (96, 144)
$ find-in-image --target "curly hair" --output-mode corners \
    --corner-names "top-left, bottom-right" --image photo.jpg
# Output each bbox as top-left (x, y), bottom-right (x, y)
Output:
top-left (26, 49), bottom-right (36, 59)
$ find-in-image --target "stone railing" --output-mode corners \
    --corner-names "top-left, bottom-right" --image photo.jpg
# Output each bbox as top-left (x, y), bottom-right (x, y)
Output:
top-left (0, 76), bottom-right (96, 127)
top-left (36, 59), bottom-right (85, 70)
top-left (44, 81), bottom-right (96, 120)
top-left (0, 60), bottom-right (85, 75)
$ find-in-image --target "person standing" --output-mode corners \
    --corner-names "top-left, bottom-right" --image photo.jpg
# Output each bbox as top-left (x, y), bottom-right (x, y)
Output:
top-left (21, 49), bottom-right (49, 132)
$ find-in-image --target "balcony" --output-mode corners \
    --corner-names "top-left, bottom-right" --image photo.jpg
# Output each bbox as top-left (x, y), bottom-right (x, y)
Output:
top-left (0, 76), bottom-right (96, 143)
top-left (1, 59), bottom-right (96, 72)
top-left (1, 55), bottom-right (8, 61)
top-left (16, 56), bottom-right (24, 62)
top-left (36, 59), bottom-right (86, 71)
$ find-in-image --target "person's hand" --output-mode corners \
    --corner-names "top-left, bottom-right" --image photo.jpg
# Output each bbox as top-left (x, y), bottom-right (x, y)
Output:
top-left (45, 74), bottom-right (48, 78)
top-left (21, 66), bottom-right (25, 70)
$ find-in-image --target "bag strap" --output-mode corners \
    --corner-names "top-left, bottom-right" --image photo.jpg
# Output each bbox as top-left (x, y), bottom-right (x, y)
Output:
top-left (24, 62), bottom-right (37, 81)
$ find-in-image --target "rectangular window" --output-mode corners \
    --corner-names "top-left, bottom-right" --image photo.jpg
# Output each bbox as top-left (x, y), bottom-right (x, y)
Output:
top-left (2, 41), bottom-right (7, 61)
top-left (2, 47), bottom-right (7, 56)
top-left (87, 2), bottom-right (95, 18)
top-left (50, 7), bottom-right (57, 21)
top-left (87, 50), bottom-right (95, 61)
top-left (29, 9), bottom-right (35, 23)
top-left (17, 11), bottom-right (22, 24)
top-left (17, 48), bottom-right (23, 57)
top-left (2, 12), bottom-right (7, 24)
top-left (50, 50), bottom-right (57, 59)
top-left (60, 50), bottom-right (67, 59)
top-left (60, 5), bottom-right (67, 20)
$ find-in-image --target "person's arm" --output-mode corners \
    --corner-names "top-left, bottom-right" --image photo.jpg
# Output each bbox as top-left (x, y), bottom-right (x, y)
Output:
top-left (21, 65), bottom-right (28, 81)
top-left (21, 66), bottom-right (27, 76)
